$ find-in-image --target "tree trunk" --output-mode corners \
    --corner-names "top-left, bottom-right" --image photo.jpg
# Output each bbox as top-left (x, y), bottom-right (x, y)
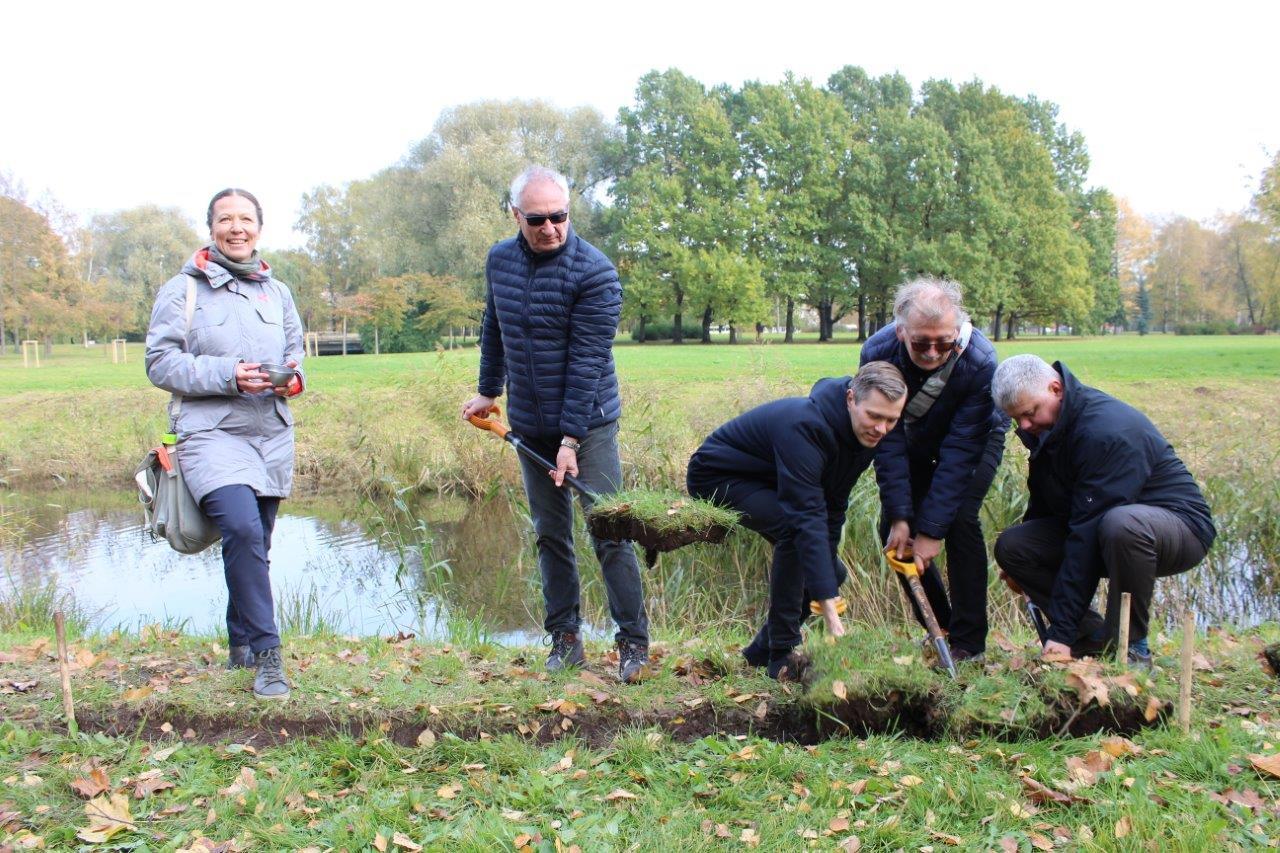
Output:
top-left (374, 326), bottom-right (381, 356)
top-left (637, 316), bottom-right (647, 344)
top-left (755, 322), bottom-right (764, 343)
top-left (729, 323), bottom-right (738, 344)
top-left (342, 317), bottom-right (348, 355)
top-left (857, 291), bottom-right (867, 341)
top-left (673, 295), bottom-right (684, 344)
top-left (784, 297), bottom-right (795, 343)
top-left (991, 303), bottom-right (1004, 341)
top-left (1006, 313), bottom-right (1016, 340)
top-left (700, 305), bottom-right (713, 343)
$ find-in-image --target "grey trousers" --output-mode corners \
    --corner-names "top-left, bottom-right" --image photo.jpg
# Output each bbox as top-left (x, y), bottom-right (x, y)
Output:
top-left (995, 504), bottom-right (1207, 645)
top-left (516, 420), bottom-right (649, 646)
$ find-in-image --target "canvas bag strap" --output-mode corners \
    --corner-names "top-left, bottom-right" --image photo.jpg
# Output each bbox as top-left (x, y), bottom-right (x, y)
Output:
top-left (903, 321), bottom-right (972, 425)
top-left (168, 275), bottom-right (199, 432)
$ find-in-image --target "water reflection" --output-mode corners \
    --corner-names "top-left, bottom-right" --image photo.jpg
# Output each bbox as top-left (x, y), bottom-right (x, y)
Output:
top-left (1, 491), bottom-right (1275, 641)
top-left (0, 494), bottom-right (552, 644)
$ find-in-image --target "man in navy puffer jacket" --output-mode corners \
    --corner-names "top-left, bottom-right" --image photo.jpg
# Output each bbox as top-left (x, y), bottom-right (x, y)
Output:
top-left (687, 362), bottom-right (907, 679)
top-left (462, 166), bottom-right (648, 683)
top-left (859, 279), bottom-right (1009, 663)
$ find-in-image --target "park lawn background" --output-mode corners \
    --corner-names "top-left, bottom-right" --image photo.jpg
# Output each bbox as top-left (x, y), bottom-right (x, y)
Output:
top-left (2, 334), bottom-right (1278, 495)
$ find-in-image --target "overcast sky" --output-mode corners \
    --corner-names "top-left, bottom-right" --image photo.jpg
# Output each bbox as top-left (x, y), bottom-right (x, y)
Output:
top-left (3, 0), bottom-right (1276, 249)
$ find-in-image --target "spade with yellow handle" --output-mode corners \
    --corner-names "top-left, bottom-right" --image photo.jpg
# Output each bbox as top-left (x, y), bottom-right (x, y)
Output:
top-left (884, 545), bottom-right (957, 678)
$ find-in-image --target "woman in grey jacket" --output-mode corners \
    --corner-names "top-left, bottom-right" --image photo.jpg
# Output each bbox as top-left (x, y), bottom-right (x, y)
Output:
top-left (145, 188), bottom-right (304, 699)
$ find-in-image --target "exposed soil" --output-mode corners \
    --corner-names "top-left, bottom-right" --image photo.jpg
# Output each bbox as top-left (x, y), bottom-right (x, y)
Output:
top-left (586, 515), bottom-right (730, 553)
top-left (65, 683), bottom-right (1169, 751)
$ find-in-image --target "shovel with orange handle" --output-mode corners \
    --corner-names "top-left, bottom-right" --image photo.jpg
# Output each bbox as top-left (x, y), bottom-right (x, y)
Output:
top-left (884, 545), bottom-right (957, 678)
top-left (466, 404), bottom-right (600, 500)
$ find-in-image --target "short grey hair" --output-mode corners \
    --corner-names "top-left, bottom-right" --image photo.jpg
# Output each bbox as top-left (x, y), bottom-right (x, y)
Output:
top-left (850, 360), bottom-right (907, 404)
top-left (893, 277), bottom-right (970, 329)
top-left (992, 354), bottom-right (1060, 412)
top-left (509, 165), bottom-right (570, 211)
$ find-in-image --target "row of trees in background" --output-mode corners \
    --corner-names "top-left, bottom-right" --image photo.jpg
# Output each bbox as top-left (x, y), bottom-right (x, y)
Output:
top-left (3, 65), bottom-right (1279, 354)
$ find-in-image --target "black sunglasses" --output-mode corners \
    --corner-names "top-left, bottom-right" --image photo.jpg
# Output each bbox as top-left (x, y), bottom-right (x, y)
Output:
top-left (908, 337), bottom-right (957, 354)
top-left (519, 209), bottom-right (569, 227)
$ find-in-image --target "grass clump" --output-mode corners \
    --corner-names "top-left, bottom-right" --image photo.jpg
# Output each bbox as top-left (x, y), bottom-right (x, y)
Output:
top-left (588, 489), bottom-right (739, 535)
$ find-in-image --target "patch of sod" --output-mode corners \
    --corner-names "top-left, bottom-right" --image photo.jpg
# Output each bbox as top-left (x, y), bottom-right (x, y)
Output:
top-left (796, 629), bottom-right (1177, 740)
top-left (586, 489), bottom-right (739, 553)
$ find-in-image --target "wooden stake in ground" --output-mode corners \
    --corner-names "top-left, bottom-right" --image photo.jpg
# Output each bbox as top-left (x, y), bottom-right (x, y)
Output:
top-left (54, 610), bottom-right (78, 735)
top-left (1179, 609), bottom-right (1196, 734)
top-left (1117, 592), bottom-right (1132, 669)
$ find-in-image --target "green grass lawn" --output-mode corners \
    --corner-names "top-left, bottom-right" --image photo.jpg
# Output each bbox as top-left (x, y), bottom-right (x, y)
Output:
top-left (2, 623), bottom-right (1280, 849)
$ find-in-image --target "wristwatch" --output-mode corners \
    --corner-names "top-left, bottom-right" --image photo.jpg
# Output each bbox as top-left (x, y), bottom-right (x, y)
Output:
top-left (559, 437), bottom-right (581, 451)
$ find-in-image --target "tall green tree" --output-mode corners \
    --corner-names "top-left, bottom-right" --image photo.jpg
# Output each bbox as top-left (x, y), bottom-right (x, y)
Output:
top-left (86, 205), bottom-right (198, 337)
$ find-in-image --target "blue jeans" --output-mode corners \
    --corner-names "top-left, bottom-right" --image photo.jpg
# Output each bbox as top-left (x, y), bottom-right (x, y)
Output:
top-left (516, 421), bottom-right (649, 646)
top-left (201, 484), bottom-right (281, 652)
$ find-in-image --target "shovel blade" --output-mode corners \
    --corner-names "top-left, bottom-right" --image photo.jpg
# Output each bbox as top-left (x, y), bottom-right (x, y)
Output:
top-left (933, 636), bottom-right (958, 678)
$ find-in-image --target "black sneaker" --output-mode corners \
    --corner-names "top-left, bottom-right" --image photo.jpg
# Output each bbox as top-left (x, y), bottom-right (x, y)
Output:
top-left (952, 648), bottom-right (985, 666)
top-left (546, 631), bottom-right (585, 673)
top-left (742, 626), bottom-right (769, 668)
top-left (766, 651), bottom-right (807, 682)
top-left (227, 645), bottom-right (255, 670)
top-left (253, 647), bottom-right (291, 700)
top-left (618, 640), bottom-right (650, 684)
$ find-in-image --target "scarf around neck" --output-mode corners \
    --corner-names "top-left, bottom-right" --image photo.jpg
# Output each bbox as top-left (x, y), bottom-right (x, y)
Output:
top-left (207, 244), bottom-right (267, 280)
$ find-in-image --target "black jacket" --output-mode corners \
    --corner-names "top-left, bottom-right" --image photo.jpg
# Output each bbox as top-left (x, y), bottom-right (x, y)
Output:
top-left (478, 227), bottom-right (623, 439)
top-left (1021, 361), bottom-right (1216, 643)
top-left (859, 322), bottom-right (1008, 539)
top-left (686, 377), bottom-right (875, 600)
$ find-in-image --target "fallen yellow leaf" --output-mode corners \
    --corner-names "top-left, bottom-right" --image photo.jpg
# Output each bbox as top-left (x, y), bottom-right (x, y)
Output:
top-left (1248, 753), bottom-right (1280, 779)
top-left (832, 681), bottom-right (847, 701)
top-left (75, 793), bottom-right (134, 843)
top-left (604, 788), bottom-right (638, 801)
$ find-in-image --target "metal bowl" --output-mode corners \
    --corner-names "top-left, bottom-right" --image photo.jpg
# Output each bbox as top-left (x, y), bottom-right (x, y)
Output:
top-left (259, 362), bottom-right (296, 387)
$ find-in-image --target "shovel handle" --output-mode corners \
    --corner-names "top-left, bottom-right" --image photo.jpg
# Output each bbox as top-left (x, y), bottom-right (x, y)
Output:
top-left (467, 404), bottom-right (510, 439)
top-left (884, 545), bottom-right (920, 578)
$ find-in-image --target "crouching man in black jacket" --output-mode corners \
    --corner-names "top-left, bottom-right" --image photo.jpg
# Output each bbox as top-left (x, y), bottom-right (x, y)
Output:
top-left (991, 355), bottom-right (1216, 667)
top-left (686, 362), bottom-right (907, 679)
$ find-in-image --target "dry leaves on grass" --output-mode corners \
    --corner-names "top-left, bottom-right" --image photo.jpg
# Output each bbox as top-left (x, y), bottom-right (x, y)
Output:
top-left (604, 788), bottom-right (638, 802)
top-left (76, 793), bottom-right (135, 843)
top-left (218, 767), bottom-right (257, 798)
top-left (133, 769), bottom-right (176, 799)
top-left (1020, 775), bottom-right (1091, 807)
top-left (1248, 753), bottom-right (1280, 779)
top-left (69, 767), bottom-right (111, 799)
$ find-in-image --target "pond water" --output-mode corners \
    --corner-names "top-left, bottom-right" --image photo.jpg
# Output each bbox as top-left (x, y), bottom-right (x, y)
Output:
top-left (0, 492), bottom-right (560, 644)
top-left (1, 491), bottom-right (1276, 642)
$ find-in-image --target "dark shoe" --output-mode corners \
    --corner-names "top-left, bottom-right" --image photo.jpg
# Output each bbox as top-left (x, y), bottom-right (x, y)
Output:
top-left (618, 640), bottom-right (650, 684)
top-left (767, 651), bottom-right (807, 682)
top-left (742, 626), bottom-right (769, 668)
top-left (952, 648), bottom-right (985, 666)
top-left (253, 647), bottom-right (291, 700)
top-left (227, 645), bottom-right (254, 670)
top-left (1071, 635), bottom-right (1112, 659)
top-left (546, 631), bottom-right (585, 673)
top-left (1127, 649), bottom-right (1154, 672)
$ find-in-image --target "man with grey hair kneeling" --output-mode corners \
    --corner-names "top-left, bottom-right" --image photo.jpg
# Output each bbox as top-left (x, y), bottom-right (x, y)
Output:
top-left (991, 354), bottom-right (1215, 668)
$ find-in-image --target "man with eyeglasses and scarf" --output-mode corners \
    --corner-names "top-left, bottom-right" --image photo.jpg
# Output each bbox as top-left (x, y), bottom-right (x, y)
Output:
top-left (858, 278), bottom-right (1009, 665)
top-left (461, 165), bottom-right (650, 684)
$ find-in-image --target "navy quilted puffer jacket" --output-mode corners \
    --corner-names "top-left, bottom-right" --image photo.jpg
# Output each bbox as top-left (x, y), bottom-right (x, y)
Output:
top-left (477, 227), bottom-right (623, 439)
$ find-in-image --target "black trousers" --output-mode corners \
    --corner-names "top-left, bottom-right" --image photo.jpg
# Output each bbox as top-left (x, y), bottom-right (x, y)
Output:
top-left (202, 484), bottom-right (281, 653)
top-left (994, 505), bottom-right (1207, 647)
top-left (882, 431), bottom-right (1004, 655)
top-left (686, 468), bottom-right (846, 661)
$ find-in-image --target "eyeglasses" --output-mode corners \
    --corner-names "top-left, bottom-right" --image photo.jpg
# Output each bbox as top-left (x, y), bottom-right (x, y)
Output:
top-left (518, 209), bottom-right (568, 227)
top-left (907, 337), bottom-right (957, 354)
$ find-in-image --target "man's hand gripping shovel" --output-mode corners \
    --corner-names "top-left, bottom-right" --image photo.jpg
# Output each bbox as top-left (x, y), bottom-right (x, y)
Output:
top-left (467, 405), bottom-right (600, 500)
top-left (885, 546), bottom-right (958, 678)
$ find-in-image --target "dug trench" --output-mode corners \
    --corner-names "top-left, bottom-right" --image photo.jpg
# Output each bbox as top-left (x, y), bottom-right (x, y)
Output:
top-left (52, 663), bottom-right (1171, 750)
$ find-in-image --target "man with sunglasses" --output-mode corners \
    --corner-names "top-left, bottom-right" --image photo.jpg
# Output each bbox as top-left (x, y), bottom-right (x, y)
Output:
top-left (858, 278), bottom-right (1008, 664)
top-left (461, 165), bottom-right (650, 684)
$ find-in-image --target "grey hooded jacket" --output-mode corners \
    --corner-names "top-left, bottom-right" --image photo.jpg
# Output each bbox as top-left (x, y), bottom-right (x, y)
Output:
top-left (144, 248), bottom-right (305, 503)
